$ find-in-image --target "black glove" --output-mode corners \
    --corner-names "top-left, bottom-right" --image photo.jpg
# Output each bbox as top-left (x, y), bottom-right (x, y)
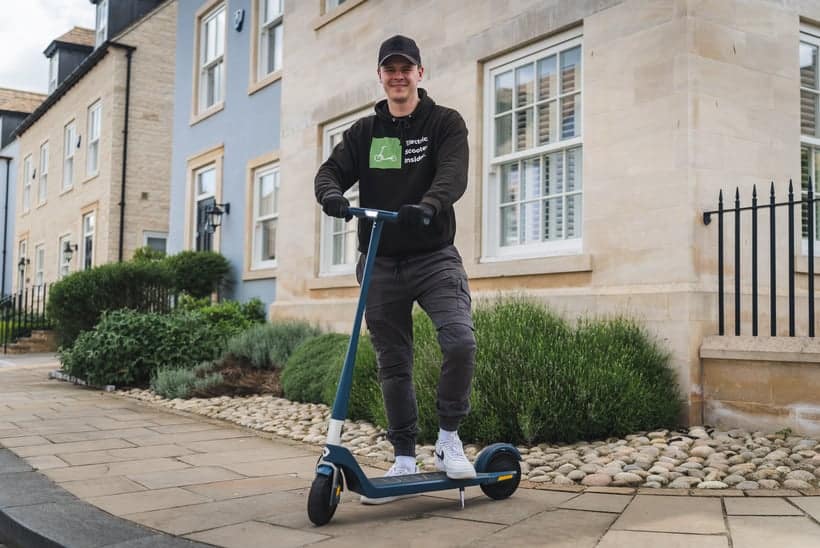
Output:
top-left (398, 204), bottom-right (434, 228)
top-left (322, 194), bottom-right (352, 221)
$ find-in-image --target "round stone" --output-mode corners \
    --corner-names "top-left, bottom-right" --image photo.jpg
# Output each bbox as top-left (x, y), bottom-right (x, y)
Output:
top-left (613, 472), bottom-right (643, 485)
top-left (783, 479), bottom-right (812, 490)
top-left (786, 470), bottom-right (815, 483)
top-left (758, 479), bottom-right (780, 489)
top-left (691, 446), bottom-right (715, 458)
top-left (567, 470), bottom-right (587, 481)
top-left (668, 477), bottom-right (699, 489)
top-left (696, 481), bottom-right (728, 489)
top-left (581, 473), bottom-right (613, 487)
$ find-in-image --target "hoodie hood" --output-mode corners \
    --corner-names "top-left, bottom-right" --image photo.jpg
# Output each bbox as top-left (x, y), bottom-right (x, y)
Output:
top-left (374, 88), bottom-right (435, 124)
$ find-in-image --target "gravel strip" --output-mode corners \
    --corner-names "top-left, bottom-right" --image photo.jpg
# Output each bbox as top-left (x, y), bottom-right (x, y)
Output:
top-left (119, 389), bottom-right (820, 491)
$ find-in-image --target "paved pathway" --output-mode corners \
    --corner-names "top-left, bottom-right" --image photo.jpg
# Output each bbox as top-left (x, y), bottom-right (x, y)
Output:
top-left (1, 360), bottom-right (820, 547)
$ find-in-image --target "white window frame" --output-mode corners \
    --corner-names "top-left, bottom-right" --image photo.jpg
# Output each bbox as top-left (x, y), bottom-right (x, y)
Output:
top-left (63, 121), bottom-right (76, 190)
top-left (482, 31), bottom-right (584, 262)
top-left (58, 234), bottom-right (71, 279)
top-left (82, 212), bottom-right (95, 270)
top-left (22, 155), bottom-right (32, 213)
top-left (193, 165), bottom-right (217, 249)
top-left (198, 4), bottom-right (226, 112)
top-left (143, 231), bottom-right (168, 254)
top-left (251, 163), bottom-right (279, 270)
top-left (800, 25), bottom-right (820, 255)
top-left (319, 109), bottom-right (367, 276)
top-left (95, 0), bottom-right (108, 47)
top-left (48, 52), bottom-right (59, 93)
top-left (325, 0), bottom-right (347, 12)
top-left (33, 244), bottom-right (45, 289)
top-left (87, 100), bottom-right (101, 176)
top-left (38, 141), bottom-right (48, 205)
top-left (258, 0), bottom-right (283, 79)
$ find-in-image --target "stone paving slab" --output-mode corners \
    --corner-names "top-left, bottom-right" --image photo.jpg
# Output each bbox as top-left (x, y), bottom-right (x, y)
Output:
top-left (4, 362), bottom-right (820, 547)
top-left (727, 516), bottom-right (820, 548)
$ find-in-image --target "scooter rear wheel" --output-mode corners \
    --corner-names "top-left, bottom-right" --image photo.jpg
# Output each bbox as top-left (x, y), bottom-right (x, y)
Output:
top-left (307, 474), bottom-right (338, 526)
top-left (479, 452), bottom-right (521, 500)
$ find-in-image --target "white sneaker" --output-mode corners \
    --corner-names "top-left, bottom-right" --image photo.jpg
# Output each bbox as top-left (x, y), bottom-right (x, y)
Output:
top-left (359, 461), bottom-right (419, 505)
top-left (435, 434), bottom-right (477, 479)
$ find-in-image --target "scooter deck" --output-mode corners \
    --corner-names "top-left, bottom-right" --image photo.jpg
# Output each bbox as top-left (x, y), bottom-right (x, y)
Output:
top-left (353, 470), bottom-right (518, 497)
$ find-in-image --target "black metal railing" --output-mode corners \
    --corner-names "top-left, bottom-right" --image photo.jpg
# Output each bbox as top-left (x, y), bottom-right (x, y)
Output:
top-left (0, 284), bottom-right (53, 352)
top-left (703, 180), bottom-right (815, 337)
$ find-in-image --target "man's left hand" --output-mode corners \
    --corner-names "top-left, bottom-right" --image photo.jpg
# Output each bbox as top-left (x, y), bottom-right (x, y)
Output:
top-left (398, 204), bottom-right (434, 228)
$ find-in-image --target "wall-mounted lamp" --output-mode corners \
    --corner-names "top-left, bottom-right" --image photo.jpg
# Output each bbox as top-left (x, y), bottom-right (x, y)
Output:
top-left (206, 203), bottom-right (230, 233)
top-left (63, 241), bottom-right (78, 263)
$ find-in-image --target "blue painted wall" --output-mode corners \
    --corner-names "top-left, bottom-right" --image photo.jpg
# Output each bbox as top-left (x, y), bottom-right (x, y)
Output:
top-left (0, 139), bottom-right (18, 298)
top-left (168, 0), bottom-right (279, 311)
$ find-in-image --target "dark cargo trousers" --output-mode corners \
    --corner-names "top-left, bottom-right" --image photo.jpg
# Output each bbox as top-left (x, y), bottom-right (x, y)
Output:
top-left (356, 245), bottom-right (476, 457)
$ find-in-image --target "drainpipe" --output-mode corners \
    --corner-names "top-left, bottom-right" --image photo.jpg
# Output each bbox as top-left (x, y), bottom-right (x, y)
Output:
top-left (111, 43), bottom-right (135, 262)
top-left (0, 155), bottom-right (10, 297)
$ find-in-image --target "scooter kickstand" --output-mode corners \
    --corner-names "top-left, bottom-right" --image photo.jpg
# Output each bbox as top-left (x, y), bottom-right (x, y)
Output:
top-left (458, 487), bottom-right (465, 510)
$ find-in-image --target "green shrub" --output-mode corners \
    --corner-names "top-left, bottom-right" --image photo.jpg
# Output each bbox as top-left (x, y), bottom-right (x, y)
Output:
top-left (151, 367), bottom-right (197, 399)
top-left (47, 261), bottom-right (174, 347)
top-left (59, 309), bottom-right (225, 387)
top-left (164, 251), bottom-right (230, 298)
top-left (402, 299), bottom-right (682, 445)
top-left (132, 246), bottom-right (166, 262)
top-left (282, 333), bottom-right (380, 422)
top-left (224, 321), bottom-right (322, 370)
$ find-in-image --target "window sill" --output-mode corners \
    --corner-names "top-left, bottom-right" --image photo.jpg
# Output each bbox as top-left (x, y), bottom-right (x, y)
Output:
top-left (82, 173), bottom-right (99, 184)
top-left (469, 253), bottom-right (592, 279)
top-left (59, 186), bottom-right (74, 196)
top-left (313, 0), bottom-right (367, 30)
top-left (243, 266), bottom-right (278, 281)
top-left (248, 70), bottom-right (281, 96)
top-left (308, 273), bottom-right (358, 290)
top-left (190, 102), bottom-right (225, 126)
top-left (35, 200), bottom-right (47, 210)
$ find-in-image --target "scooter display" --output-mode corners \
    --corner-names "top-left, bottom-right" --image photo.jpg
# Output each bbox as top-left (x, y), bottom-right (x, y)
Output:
top-left (308, 206), bottom-right (521, 526)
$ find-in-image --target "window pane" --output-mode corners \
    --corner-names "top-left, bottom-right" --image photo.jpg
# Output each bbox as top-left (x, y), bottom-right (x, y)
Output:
top-left (215, 9), bottom-right (225, 57)
top-left (197, 168), bottom-right (215, 195)
top-left (494, 71), bottom-right (513, 114)
top-left (273, 24), bottom-right (283, 72)
top-left (801, 43), bottom-right (818, 90)
top-left (515, 64), bottom-right (534, 108)
top-left (801, 89), bottom-right (819, 137)
top-left (560, 46), bottom-right (581, 94)
top-left (544, 197), bottom-right (564, 241)
top-left (543, 151), bottom-right (563, 195)
top-left (495, 114), bottom-right (512, 156)
top-left (515, 108), bottom-right (533, 151)
top-left (261, 219), bottom-right (276, 261)
top-left (566, 193), bottom-right (582, 238)
top-left (146, 237), bottom-right (166, 253)
top-left (500, 162), bottom-right (519, 203)
top-left (537, 100), bottom-right (557, 145)
top-left (344, 228), bottom-right (357, 265)
top-left (566, 147), bottom-right (582, 191)
top-left (561, 93), bottom-right (580, 139)
top-left (537, 55), bottom-right (557, 100)
top-left (332, 233), bottom-right (344, 264)
top-left (522, 157), bottom-right (540, 200)
top-left (500, 205), bottom-right (518, 247)
top-left (258, 172), bottom-right (276, 216)
top-left (520, 200), bottom-right (541, 244)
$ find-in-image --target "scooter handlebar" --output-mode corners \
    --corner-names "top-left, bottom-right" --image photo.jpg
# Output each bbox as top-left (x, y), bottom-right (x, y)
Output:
top-left (346, 207), bottom-right (430, 225)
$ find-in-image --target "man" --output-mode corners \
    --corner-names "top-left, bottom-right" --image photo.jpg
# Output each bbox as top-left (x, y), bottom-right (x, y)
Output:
top-left (315, 35), bottom-right (477, 504)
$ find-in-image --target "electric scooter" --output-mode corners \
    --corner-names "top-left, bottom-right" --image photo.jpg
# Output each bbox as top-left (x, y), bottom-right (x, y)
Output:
top-left (307, 206), bottom-right (521, 526)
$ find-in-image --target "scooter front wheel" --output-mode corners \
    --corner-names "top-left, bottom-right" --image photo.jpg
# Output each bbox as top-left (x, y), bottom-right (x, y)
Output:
top-left (307, 474), bottom-right (338, 526)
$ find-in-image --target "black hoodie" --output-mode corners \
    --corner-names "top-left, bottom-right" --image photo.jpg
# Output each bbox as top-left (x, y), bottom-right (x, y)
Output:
top-left (315, 89), bottom-right (469, 257)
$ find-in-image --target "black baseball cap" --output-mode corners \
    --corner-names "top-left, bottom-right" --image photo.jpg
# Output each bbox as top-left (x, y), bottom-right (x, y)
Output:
top-left (378, 35), bottom-right (421, 67)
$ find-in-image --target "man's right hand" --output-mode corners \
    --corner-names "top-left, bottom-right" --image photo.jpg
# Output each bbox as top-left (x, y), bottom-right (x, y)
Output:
top-left (322, 194), bottom-right (352, 221)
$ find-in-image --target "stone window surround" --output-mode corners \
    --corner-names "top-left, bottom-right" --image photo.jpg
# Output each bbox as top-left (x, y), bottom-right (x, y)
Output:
top-left (482, 29), bottom-right (584, 264)
top-left (62, 120), bottom-right (76, 192)
top-left (243, 150), bottom-right (280, 281)
top-left (81, 201), bottom-right (98, 271)
top-left (57, 232), bottom-right (72, 279)
top-left (21, 154), bottom-right (32, 214)
top-left (37, 140), bottom-right (49, 207)
top-left (313, 0), bottom-right (367, 31)
top-left (191, 0), bottom-right (227, 125)
top-left (86, 99), bottom-right (102, 178)
top-left (185, 144), bottom-right (225, 252)
top-left (248, 0), bottom-right (283, 96)
top-left (800, 23), bottom-right (820, 256)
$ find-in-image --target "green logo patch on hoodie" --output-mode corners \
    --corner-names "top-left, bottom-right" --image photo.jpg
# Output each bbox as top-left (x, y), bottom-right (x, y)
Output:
top-left (369, 137), bottom-right (402, 169)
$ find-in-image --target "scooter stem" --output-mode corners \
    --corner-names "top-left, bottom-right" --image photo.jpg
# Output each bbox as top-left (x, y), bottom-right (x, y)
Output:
top-left (326, 216), bottom-right (384, 445)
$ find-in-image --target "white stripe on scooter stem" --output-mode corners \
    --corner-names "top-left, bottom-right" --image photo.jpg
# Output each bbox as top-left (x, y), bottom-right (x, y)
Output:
top-left (326, 419), bottom-right (343, 445)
